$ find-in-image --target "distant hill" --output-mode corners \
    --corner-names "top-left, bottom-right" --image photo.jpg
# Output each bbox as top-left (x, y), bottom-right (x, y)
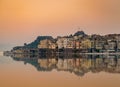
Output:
top-left (74, 31), bottom-right (87, 36)
top-left (24, 36), bottom-right (53, 48)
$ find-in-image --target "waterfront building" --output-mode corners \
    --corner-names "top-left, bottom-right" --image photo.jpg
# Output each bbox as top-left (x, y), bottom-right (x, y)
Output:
top-left (11, 31), bottom-right (120, 54)
top-left (95, 40), bottom-right (105, 52)
top-left (81, 39), bottom-right (91, 51)
top-left (108, 40), bottom-right (116, 51)
top-left (38, 39), bottom-right (57, 49)
top-left (56, 37), bottom-right (64, 49)
top-left (118, 42), bottom-right (120, 50)
top-left (56, 37), bottom-right (74, 49)
top-left (75, 41), bottom-right (81, 49)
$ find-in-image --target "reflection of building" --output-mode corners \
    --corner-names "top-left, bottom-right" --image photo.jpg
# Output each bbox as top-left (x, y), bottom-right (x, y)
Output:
top-left (38, 58), bottom-right (57, 69)
top-left (11, 53), bottom-right (120, 77)
top-left (38, 59), bottom-right (48, 69)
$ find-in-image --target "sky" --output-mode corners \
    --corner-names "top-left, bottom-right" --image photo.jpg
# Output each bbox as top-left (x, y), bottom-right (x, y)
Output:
top-left (0, 0), bottom-right (120, 51)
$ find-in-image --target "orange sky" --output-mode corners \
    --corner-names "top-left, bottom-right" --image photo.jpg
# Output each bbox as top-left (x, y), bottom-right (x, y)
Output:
top-left (0, 0), bottom-right (120, 50)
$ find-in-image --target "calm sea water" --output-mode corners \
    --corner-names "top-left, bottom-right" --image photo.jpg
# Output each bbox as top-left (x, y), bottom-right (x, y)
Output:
top-left (0, 53), bottom-right (120, 87)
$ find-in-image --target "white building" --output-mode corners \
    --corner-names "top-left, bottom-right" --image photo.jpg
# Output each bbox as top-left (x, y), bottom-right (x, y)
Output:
top-left (56, 37), bottom-right (74, 49)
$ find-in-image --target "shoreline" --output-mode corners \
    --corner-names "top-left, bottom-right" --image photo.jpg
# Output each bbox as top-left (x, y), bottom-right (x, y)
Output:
top-left (79, 52), bottom-right (120, 55)
top-left (3, 50), bottom-right (120, 57)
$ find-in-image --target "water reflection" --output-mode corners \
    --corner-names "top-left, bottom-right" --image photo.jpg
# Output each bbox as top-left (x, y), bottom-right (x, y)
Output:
top-left (9, 54), bottom-right (120, 76)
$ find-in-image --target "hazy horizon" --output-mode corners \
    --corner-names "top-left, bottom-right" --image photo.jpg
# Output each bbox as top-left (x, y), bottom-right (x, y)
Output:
top-left (0, 0), bottom-right (120, 51)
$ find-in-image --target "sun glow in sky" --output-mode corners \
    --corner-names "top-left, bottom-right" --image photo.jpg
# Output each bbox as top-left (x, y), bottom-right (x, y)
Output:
top-left (0, 0), bottom-right (120, 50)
